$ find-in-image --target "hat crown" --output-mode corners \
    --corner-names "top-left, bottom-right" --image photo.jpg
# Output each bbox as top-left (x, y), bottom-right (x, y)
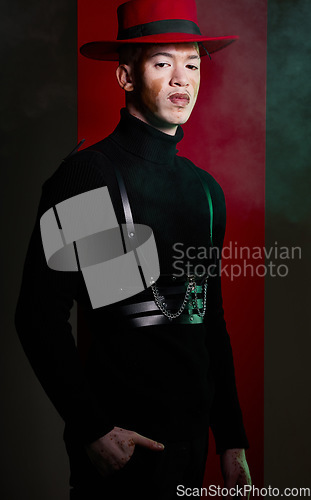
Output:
top-left (80, 0), bottom-right (238, 61)
top-left (117, 0), bottom-right (199, 35)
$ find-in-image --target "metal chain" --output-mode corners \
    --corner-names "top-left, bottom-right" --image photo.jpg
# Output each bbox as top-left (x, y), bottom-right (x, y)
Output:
top-left (151, 275), bottom-right (208, 321)
top-left (191, 279), bottom-right (208, 318)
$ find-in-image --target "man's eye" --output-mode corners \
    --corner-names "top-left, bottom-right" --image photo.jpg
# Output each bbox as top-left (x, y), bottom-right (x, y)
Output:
top-left (187, 65), bottom-right (199, 70)
top-left (156, 63), bottom-right (169, 68)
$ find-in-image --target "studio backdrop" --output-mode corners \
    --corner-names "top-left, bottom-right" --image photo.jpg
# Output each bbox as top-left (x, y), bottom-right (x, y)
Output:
top-left (78, 0), bottom-right (266, 488)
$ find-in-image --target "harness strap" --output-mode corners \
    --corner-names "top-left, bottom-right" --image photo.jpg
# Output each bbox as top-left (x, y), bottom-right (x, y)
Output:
top-left (89, 148), bottom-right (136, 241)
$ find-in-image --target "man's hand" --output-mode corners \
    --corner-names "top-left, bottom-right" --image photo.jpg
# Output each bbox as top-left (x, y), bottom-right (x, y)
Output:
top-left (220, 448), bottom-right (252, 498)
top-left (85, 426), bottom-right (165, 478)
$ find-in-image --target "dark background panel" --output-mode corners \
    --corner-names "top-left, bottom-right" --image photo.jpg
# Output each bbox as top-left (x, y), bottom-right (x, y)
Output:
top-left (265, 0), bottom-right (311, 490)
top-left (0, 1), bottom-right (77, 499)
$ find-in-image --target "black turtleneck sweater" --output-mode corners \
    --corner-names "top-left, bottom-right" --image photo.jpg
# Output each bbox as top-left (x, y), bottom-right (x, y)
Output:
top-left (15, 109), bottom-right (248, 453)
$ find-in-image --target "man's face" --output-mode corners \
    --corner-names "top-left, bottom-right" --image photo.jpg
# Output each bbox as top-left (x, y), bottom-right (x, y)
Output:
top-left (129, 43), bottom-right (201, 134)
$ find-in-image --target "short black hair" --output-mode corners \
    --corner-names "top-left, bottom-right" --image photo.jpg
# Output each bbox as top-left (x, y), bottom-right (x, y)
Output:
top-left (118, 43), bottom-right (145, 65)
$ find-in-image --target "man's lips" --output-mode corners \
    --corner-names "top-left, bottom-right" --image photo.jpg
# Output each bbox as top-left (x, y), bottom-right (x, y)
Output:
top-left (168, 93), bottom-right (190, 106)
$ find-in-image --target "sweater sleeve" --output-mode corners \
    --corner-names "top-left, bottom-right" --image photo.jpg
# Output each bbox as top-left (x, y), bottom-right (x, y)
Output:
top-left (203, 174), bottom-right (249, 454)
top-left (14, 152), bottom-right (116, 444)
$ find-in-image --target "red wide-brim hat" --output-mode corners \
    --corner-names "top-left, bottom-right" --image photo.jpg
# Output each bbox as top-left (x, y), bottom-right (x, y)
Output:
top-left (80, 0), bottom-right (239, 61)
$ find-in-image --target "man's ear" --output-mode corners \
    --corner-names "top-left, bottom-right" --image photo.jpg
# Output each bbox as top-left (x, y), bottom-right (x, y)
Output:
top-left (116, 64), bottom-right (134, 92)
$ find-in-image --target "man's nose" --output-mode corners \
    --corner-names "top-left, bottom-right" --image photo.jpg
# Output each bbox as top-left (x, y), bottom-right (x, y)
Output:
top-left (170, 66), bottom-right (189, 87)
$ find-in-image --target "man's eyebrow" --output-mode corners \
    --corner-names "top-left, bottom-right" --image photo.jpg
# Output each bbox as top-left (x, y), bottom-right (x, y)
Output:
top-left (150, 52), bottom-right (200, 60)
top-left (150, 52), bottom-right (174, 59)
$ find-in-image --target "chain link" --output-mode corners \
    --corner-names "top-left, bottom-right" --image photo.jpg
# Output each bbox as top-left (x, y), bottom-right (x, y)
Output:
top-left (192, 279), bottom-right (208, 318)
top-left (151, 275), bottom-right (208, 321)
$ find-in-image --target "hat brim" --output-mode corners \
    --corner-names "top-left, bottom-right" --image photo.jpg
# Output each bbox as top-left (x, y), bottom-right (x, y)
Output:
top-left (80, 34), bottom-right (239, 61)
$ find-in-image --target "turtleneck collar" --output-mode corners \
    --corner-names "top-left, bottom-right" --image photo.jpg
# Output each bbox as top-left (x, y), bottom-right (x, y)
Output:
top-left (109, 108), bottom-right (184, 165)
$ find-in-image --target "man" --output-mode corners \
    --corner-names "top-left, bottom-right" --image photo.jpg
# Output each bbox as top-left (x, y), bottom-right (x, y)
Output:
top-left (15, 0), bottom-right (252, 498)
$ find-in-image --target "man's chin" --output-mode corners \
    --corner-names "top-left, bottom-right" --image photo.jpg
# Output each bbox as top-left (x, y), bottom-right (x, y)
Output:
top-left (162, 110), bottom-right (192, 127)
top-left (172, 115), bottom-right (192, 126)
top-left (142, 109), bottom-right (193, 133)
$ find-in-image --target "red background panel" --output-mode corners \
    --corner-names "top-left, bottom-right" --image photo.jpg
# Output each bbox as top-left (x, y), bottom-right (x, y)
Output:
top-left (78, 0), bottom-right (266, 490)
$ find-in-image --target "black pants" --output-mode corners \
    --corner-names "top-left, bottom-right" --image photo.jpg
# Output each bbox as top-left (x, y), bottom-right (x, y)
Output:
top-left (67, 430), bottom-right (209, 500)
